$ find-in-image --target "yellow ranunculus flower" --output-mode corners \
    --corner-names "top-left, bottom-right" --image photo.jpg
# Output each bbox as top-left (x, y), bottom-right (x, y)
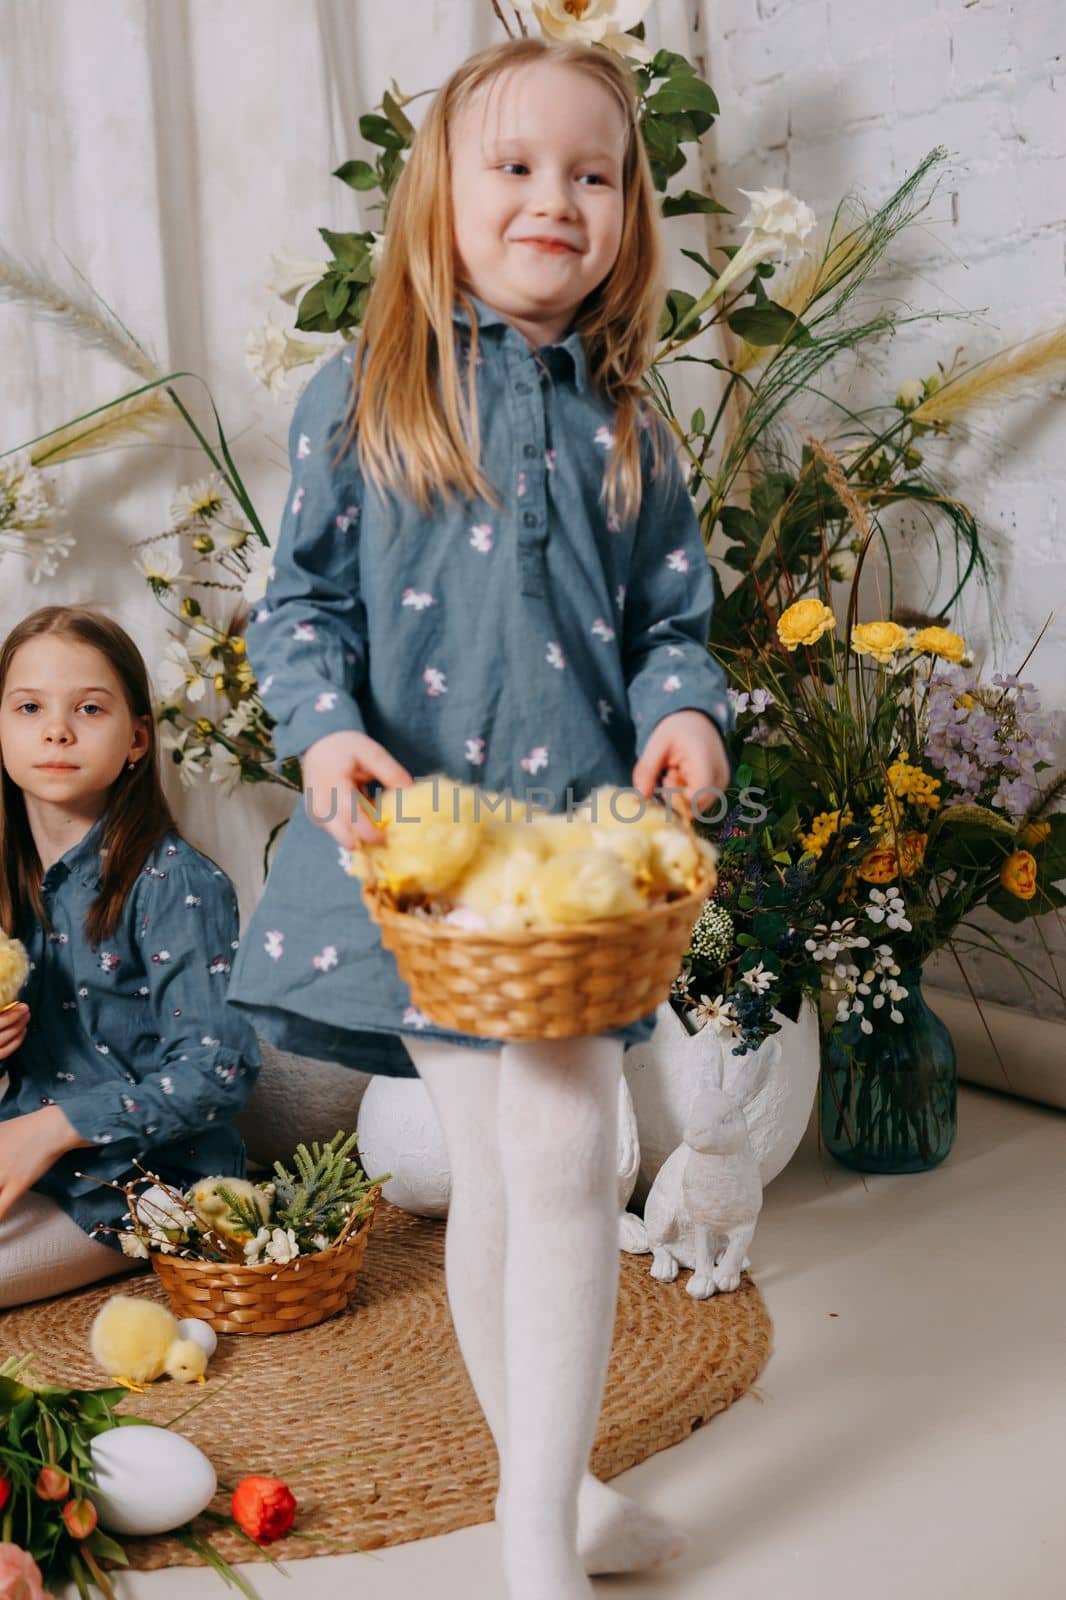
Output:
top-left (897, 831), bottom-right (927, 877)
top-left (777, 598), bottom-right (836, 650)
top-left (911, 626), bottom-right (966, 662)
top-left (850, 620), bottom-right (911, 664)
top-left (1000, 850), bottom-right (1037, 900)
top-left (856, 844), bottom-right (899, 884)
top-left (1019, 820), bottom-right (1051, 848)
top-left (919, 626), bottom-right (965, 661)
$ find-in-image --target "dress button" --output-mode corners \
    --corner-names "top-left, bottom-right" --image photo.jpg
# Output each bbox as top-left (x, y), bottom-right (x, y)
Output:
top-left (515, 381), bottom-right (533, 395)
top-left (523, 443), bottom-right (537, 458)
top-left (523, 511), bottom-right (537, 527)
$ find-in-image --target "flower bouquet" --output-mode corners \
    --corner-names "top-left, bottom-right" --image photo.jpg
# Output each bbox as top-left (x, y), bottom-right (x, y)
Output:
top-left (716, 589), bottom-right (1064, 1171)
top-left (93, 1133), bottom-right (387, 1334)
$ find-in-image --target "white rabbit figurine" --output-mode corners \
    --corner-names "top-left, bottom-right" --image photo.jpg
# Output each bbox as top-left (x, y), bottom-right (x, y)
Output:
top-left (628, 1030), bottom-right (778, 1297)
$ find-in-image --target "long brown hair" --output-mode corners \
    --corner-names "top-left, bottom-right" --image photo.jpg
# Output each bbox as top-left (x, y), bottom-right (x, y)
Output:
top-left (0, 607), bottom-right (177, 943)
top-left (339, 34), bottom-right (671, 530)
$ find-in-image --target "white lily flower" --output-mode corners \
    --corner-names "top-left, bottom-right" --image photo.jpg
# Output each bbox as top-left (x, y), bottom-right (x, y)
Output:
top-left (512, 0), bottom-right (653, 60)
top-left (268, 251), bottom-right (330, 305)
top-left (246, 318), bottom-right (328, 401)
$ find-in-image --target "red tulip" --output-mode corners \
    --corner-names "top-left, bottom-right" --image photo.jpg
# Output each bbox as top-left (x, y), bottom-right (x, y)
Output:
top-left (0, 1474), bottom-right (9, 1511)
top-left (231, 1475), bottom-right (296, 1544)
top-left (61, 1499), bottom-right (98, 1540)
top-left (34, 1467), bottom-right (70, 1501)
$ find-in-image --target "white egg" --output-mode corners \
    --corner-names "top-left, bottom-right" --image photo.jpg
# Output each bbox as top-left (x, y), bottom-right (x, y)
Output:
top-left (89, 1424), bottom-right (217, 1536)
top-left (176, 1317), bottom-right (218, 1358)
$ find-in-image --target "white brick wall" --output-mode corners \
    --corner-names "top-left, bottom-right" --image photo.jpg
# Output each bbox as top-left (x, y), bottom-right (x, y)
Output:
top-left (686, 0), bottom-right (1066, 1020)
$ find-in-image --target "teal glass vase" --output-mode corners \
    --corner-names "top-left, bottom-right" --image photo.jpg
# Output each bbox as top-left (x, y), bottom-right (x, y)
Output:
top-left (818, 967), bottom-right (957, 1173)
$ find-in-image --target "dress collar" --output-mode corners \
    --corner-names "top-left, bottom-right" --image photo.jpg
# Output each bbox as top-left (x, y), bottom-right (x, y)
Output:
top-left (42, 814), bottom-right (108, 892)
top-left (452, 290), bottom-right (588, 395)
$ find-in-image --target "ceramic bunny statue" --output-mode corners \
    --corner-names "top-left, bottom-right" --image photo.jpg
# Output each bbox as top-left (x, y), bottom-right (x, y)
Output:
top-left (626, 1030), bottom-right (778, 1297)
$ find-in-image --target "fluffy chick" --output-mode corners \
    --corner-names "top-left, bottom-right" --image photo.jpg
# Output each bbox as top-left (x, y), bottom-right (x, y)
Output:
top-left (90, 1296), bottom-right (208, 1389)
top-left (188, 1177), bottom-right (270, 1245)
top-left (531, 849), bottom-right (645, 926)
top-left (648, 827), bottom-right (719, 895)
top-left (363, 777), bottom-right (486, 897)
top-left (0, 931), bottom-right (30, 1010)
top-left (449, 825), bottom-right (548, 924)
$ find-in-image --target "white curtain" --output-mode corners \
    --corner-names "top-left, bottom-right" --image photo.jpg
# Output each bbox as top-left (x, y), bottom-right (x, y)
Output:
top-left (0, 0), bottom-right (706, 912)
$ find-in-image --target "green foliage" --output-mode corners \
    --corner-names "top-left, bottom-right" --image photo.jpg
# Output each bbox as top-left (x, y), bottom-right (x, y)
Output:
top-left (271, 1130), bottom-right (386, 1243)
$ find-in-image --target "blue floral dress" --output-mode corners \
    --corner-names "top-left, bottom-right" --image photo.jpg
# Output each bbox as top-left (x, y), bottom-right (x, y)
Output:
top-left (0, 818), bottom-right (260, 1247)
top-left (227, 292), bottom-right (734, 1075)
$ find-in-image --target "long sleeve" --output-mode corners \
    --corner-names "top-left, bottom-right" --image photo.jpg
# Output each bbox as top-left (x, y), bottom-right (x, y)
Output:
top-left (622, 416), bottom-right (735, 763)
top-left (57, 858), bottom-right (261, 1161)
top-left (250, 351), bottom-right (369, 765)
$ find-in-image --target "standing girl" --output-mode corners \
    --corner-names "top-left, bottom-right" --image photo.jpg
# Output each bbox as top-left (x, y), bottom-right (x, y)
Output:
top-left (0, 606), bottom-right (260, 1309)
top-left (229, 36), bottom-right (733, 1600)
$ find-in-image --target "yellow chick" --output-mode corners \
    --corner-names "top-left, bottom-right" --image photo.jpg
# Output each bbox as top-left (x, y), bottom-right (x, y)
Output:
top-left (188, 1177), bottom-right (271, 1245)
top-left (530, 814), bottom-right (600, 856)
top-left (450, 824), bottom-right (548, 922)
top-left (0, 931), bottom-right (30, 1011)
top-left (90, 1296), bottom-right (209, 1390)
top-left (648, 827), bottom-right (719, 896)
top-left (360, 777), bottom-right (486, 898)
top-left (530, 849), bottom-right (645, 926)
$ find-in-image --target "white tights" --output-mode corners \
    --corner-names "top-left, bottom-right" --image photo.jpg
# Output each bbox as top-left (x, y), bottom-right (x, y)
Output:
top-left (403, 1034), bottom-right (687, 1599)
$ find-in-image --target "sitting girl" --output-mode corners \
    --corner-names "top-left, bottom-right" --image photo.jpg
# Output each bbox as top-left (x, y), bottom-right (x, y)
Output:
top-left (0, 605), bottom-right (260, 1308)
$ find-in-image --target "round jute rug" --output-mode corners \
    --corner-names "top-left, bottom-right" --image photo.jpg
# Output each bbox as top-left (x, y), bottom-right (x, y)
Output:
top-left (0, 1200), bottom-right (772, 1569)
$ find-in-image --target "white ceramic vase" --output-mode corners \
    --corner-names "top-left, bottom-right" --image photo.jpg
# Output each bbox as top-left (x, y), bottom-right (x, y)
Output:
top-left (623, 997), bottom-right (821, 1207)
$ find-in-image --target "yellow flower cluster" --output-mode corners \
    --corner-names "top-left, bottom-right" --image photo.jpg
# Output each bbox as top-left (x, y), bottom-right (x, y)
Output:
top-left (777, 599), bottom-right (836, 650)
top-left (886, 754), bottom-right (941, 810)
top-left (799, 809), bottom-right (853, 859)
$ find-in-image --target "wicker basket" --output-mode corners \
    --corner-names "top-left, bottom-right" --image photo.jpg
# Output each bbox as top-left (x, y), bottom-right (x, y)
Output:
top-left (151, 1188), bottom-right (381, 1335)
top-left (362, 839), bottom-right (715, 1041)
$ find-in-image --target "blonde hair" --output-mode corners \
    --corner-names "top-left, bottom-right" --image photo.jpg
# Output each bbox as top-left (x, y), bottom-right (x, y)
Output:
top-left (338, 35), bottom-right (672, 530)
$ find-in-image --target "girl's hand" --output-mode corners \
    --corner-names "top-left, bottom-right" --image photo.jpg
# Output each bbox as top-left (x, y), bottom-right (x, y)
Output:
top-left (302, 730), bottom-right (414, 849)
top-left (632, 710), bottom-right (732, 818)
top-left (0, 1105), bottom-right (91, 1224)
top-left (0, 1002), bottom-right (29, 1062)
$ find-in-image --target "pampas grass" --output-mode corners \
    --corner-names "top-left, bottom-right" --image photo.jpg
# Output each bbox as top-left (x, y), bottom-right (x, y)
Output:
top-left (0, 246), bottom-right (161, 384)
top-left (910, 326), bottom-right (1066, 424)
top-left (29, 388), bottom-right (173, 466)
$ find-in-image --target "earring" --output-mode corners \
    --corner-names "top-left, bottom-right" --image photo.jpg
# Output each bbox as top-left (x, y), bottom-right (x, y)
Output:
top-left (127, 760), bottom-right (137, 772)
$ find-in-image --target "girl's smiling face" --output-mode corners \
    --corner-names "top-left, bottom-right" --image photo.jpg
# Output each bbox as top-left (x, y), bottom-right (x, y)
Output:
top-left (450, 60), bottom-right (628, 348)
top-left (0, 635), bottom-right (150, 820)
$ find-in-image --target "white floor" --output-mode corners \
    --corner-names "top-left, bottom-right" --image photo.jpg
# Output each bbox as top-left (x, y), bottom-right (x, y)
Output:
top-left (74, 1082), bottom-right (1066, 1600)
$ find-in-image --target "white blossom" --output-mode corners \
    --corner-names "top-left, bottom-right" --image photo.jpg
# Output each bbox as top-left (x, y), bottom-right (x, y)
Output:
top-left (136, 543), bottom-right (186, 590)
top-left (156, 639), bottom-right (206, 704)
top-left (895, 378), bottom-right (924, 410)
top-left (740, 960), bottom-right (773, 994)
top-left (511, 0), bottom-right (654, 60)
top-left (207, 741), bottom-right (242, 793)
top-left (264, 1226), bottom-right (300, 1264)
top-left (119, 1232), bottom-right (150, 1259)
top-left (241, 539), bottom-right (275, 604)
top-left (246, 318), bottom-right (328, 401)
top-left (160, 726), bottom-right (208, 787)
top-left (267, 251), bottom-right (329, 306)
top-left (690, 993), bottom-right (740, 1036)
top-left (171, 473), bottom-right (234, 527)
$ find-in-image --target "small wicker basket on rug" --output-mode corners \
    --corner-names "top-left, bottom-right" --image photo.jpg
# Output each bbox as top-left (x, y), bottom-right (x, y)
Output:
top-left (151, 1187), bottom-right (381, 1335)
top-left (360, 807), bottom-right (715, 1040)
